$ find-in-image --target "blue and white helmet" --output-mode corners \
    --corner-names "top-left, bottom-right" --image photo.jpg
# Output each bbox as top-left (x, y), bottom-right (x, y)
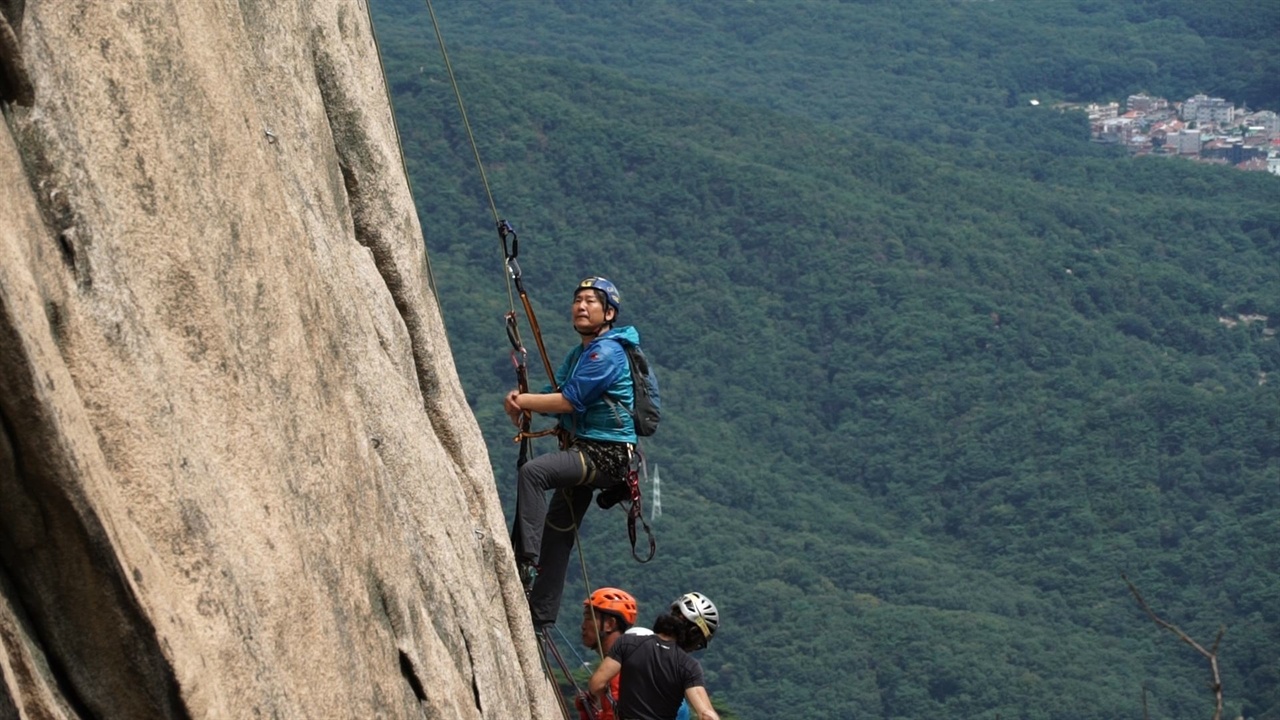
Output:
top-left (575, 277), bottom-right (621, 316)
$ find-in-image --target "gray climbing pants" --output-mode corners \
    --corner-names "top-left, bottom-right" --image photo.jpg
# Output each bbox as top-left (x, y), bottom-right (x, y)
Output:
top-left (515, 442), bottom-right (627, 628)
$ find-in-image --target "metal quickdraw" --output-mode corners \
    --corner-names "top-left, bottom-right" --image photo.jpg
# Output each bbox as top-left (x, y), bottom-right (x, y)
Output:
top-left (506, 312), bottom-right (535, 469)
top-left (502, 220), bottom-right (558, 395)
top-left (502, 220), bottom-right (563, 460)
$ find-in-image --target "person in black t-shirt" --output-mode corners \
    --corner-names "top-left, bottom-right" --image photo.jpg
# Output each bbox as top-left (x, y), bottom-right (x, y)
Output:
top-left (588, 592), bottom-right (721, 720)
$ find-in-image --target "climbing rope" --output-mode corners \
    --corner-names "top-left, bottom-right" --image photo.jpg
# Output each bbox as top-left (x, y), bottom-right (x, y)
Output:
top-left (535, 629), bottom-right (580, 720)
top-left (420, 0), bottom-right (519, 315)
top-left (538, 627), bottom-right (600, 720)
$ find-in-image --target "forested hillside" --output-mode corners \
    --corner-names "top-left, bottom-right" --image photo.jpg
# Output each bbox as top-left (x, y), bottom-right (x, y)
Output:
top-left (368, 2), bottom-right (1279, 718)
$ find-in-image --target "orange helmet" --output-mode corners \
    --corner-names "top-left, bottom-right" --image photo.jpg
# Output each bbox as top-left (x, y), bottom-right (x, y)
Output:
top-left (584, 587), bottom-right (638, 627)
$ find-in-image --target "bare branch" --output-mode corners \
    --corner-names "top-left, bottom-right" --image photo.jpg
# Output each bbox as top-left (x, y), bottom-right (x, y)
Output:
top-left (1122, 574), bottom-right (1225, 720)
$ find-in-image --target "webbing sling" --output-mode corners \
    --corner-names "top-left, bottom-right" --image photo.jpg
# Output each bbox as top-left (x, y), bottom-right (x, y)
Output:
top-left (625, 449), bottom-right (656, 563)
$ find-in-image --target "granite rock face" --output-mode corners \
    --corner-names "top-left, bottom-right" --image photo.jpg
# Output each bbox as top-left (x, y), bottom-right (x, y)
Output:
top-left (0, 1), bottom-right (556, 717)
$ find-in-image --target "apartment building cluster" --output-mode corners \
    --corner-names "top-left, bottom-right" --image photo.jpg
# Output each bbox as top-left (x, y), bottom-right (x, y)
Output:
top-left (1066, 94), bottom-right (1280, 176)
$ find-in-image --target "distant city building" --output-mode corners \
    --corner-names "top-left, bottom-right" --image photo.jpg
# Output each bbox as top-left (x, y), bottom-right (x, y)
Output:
top-left (1126, 94), bottom-right (1167, 114)
top-left (1086, 102), bottom-right (1120, 121)
top-left (1167, 129), bottom-right (1202, 155)
top-left (1098, 117), bottom-right (1136, 144)
top-left (1243, 110), bottom-right (1280, 136)
top-left (1075, 92), bottom-right (1274, 175)
top-left (1202, 140), bottom-right (1265, 166)
top-left (1152, 119), bottom-right (1185, 136)
top-left (1181, 94), bottom-right (1235, 127)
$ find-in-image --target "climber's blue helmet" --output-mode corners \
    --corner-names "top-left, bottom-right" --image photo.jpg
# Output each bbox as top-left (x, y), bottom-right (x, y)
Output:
top-left (575, 277), bottom-right (621, 316)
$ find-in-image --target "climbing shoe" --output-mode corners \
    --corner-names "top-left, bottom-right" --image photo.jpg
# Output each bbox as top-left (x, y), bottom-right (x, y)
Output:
top-left (517, 560), bottom-right (538, 593)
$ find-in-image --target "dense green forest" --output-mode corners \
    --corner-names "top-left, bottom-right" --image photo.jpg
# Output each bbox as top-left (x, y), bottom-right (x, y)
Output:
top-left (367, 1), bottom-right (1279, 718)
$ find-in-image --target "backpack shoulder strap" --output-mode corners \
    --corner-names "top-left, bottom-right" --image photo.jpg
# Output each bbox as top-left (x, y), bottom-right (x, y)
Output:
top-left (603, 338), bottom-right (637, 415)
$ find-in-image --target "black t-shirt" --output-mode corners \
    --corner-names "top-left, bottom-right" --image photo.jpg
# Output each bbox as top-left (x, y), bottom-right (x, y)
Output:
top-left (608, 633), bottom-right (704, 720)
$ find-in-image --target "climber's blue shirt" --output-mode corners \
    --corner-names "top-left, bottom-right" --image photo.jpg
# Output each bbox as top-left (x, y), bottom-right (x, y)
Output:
top-left (544, 326), bottom-right (638, 444)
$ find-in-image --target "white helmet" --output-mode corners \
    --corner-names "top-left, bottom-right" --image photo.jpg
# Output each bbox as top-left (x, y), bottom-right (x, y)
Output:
top-left (671, 592), bottom-right (719, 643)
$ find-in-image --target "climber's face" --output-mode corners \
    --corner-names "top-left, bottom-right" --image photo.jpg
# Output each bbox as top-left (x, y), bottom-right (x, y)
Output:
top-left (580, 605), bottom-right (620, 652)
top-left (581, 605), bottom-right (604, 649)
top-left (572, 289), bottom-right (614, 337)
